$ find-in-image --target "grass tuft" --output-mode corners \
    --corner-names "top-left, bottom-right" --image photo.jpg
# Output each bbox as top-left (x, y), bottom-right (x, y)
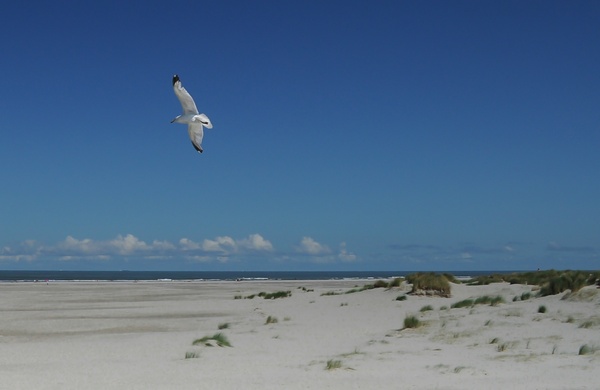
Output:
top-left (578, 344), bottom-right (594, 355)
top-left (265, 315), bottom-right (278, 325)
top-left (326, 359), bottom-right (342, 370)
top-left (193, 333), bottom-right (232, 347)
top-left (404, 315), bottom-right (421, 329)
top-left (451, 295), bottom-right (504, 309)
top-left (185, 351), bottom-right (201, 359)
top-left (451, 299), bottom-right (474, 309)
top-left (258, 291), bottom-right (292, 299)
top-left (420, 305), bottom-right (434, 312)
top-left (537, 305), bottom-right (547, 313)
top-left (579, 320), bottom-right (594, 329)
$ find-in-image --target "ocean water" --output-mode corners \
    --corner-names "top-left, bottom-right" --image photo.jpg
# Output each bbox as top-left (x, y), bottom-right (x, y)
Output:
top-left (0, 270), bottom-right (520, 282)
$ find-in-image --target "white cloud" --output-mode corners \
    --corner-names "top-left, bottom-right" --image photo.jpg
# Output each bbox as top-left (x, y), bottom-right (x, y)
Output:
top-left (338, 242), bottom-right (357, 262)
top-left (239, 233), bottom-right (273, 251)
top-left (202, 234), bottom-right (274, 254)
top-left (179, 238), bottom-right (201, 250)
top-left (60, 236), bottom-right (98, 254)
top-left (0, 233), bottom-right (361, 265)
top-left (297, 237), bottom-right (331, 255)
top-left (202, 236), bottom-right (237, 253)
top-left (109, 234), bottom-right (150, 254)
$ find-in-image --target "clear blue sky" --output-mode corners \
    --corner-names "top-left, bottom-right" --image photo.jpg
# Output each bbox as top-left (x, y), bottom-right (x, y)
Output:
top-left (1, 1), bottom-right (599, 271)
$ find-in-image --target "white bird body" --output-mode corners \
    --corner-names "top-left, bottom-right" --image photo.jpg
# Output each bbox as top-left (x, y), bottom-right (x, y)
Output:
top-left (171, 75), bottom-right (213, 153)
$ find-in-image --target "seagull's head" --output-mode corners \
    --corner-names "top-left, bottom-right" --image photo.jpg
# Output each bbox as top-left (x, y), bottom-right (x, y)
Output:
top-left (172, 74), bottom-right (180, 86)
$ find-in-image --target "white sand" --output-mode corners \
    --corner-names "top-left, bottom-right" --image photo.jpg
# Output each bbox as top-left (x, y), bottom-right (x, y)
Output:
top-left (1, 279), bottom-right (598, 389)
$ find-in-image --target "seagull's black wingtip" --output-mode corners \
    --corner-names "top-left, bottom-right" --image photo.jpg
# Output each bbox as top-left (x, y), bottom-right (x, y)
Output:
top-left (191, 141), bottom-right (203, 153)
top-left (172, 74), bottom-right (180, 86)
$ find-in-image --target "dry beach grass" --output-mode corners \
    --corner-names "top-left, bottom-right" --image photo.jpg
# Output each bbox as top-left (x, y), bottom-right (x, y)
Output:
top-left (0, 275), bottom-right (598, 389)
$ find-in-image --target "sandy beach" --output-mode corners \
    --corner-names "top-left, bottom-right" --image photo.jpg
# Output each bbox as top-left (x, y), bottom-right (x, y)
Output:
top-left (1, 279), bottom-right (598, 389)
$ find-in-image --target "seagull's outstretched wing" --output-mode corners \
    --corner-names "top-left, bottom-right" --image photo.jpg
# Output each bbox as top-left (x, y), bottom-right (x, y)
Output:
top-left (188, 123), bottom-right (204, 153)
top-left (173, 75), bottom-right (199, 115)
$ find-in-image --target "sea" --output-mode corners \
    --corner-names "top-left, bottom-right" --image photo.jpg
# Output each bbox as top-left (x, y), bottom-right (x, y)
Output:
top-left (0, 270), bottom-right (521, 282)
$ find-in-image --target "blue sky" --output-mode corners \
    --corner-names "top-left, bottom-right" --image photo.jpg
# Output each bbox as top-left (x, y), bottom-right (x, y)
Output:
top-left (1, 1), bottom-right (599, 271)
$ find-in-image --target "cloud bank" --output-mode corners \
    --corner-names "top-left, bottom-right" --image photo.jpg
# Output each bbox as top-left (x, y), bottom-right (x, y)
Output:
top-left (0, 233), bottom-right (356, 266)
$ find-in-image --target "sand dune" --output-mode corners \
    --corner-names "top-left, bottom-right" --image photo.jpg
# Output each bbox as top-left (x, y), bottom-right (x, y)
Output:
top-left (1, 280), bottom-right (598, 389)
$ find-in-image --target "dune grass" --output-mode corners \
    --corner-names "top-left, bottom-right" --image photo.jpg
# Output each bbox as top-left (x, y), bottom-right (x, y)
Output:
top-left (238, 291), bottom-right (292, 299)
top-left (265, 315), bottom-right (278, 325)
top-left (404, 315), bottom-right (421, 329)
top-left (322, 278), bottom-right (406, 296)
top-left (451, 295), bottom-right (504, 309)
top-left (258, 291), bottom-right (292, 299)
top-left (326, 359), bottom-right (343, 370)
top-left (406, 273), bottom-right (451, 297)
top-left (468, 270), bottom-right (600, 296)
top-left (420, 305), bottom-right (434, 312)
top-left (538, 305), bottom-right (547, 313)
top-left (451, 299), bottom-right (474, 309)
top-left (185, 351), bottom-right (201, 359)
top-left (193, 333), bottom-right (232, 347)
top-left (579, 320), bottom-right (595, 329)
top-left (578, 344), bottom-right (597, 355)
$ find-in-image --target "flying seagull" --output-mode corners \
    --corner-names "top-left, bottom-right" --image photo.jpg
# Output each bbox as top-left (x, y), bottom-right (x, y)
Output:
top-left (171, 74), bottom-right (213, 153)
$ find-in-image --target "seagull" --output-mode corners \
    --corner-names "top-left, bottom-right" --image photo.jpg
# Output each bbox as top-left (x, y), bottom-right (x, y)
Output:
top-left (171, 74), bottom-right (213, 153)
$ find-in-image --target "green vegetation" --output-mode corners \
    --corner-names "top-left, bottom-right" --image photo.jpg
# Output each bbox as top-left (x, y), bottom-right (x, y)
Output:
top-left (265, 316), bottom-right (278, 325)
top-left (451, 299), bottom-right (474, 309)
top-left (218, 322), bottom-right (230, 330)
top-left (514, 291), bottom-right (534, 302)
top-left (345, 285), bottom-right (376, 294)
top-left (451, 295), bottom-right (504, 309)
top-left (193, 333), bottom-right (232, 347)
top-left (521, 292), bottom-right (532, 300)
top-left (578, 344), bottom-right (598, 355)
top-left (497, 342), bottom-right (509, 352)
top-left (373, 280), bottom-right (388, 288)
top-left (420, 305), bottom-right (434, 312)
top-left (237, 291), bottom-right (292, 299)
top-left (540, 271), bottom-right (595, 296)
top-left (468, 270), bottom-right (600, 296)
top-left (185, 351), bottom-right (201, 359)
top-left (406, 273), bottom-right (451, 297)
top-left (388, 277), bottom-right (404, 287)
top-left (326, 359), bottom-right (342, 370)
top-left (258, 291), bottom-right (292, 299)
top-left (537, 305), bottom-right (547, 313)
top-left (396, 295), bottom-right (407, 301)
top-left (579, 320), bottom-right (594, 329)
top-left (403, 315), bottom-right (421, 329)
top-left (322, 278), bottom-right (407, 296)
